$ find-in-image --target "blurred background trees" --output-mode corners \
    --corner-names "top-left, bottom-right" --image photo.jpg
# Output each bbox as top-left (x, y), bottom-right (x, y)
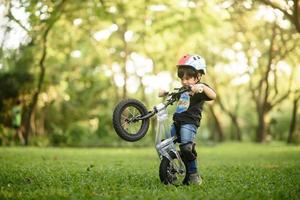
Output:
top-left (0, 0), bottom-right (299, 146)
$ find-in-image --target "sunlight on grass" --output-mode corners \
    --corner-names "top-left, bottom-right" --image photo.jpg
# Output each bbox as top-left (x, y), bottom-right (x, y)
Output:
top-left (0, 143), bottom-right (299, 199)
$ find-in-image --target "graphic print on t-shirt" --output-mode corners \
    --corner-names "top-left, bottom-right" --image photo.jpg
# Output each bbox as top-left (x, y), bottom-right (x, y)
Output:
top-left (175, 92), bottom-right (190, 113)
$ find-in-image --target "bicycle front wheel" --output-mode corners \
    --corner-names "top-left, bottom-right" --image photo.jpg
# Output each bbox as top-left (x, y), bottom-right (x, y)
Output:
top-left (112, 99), bottom-right (150, 142)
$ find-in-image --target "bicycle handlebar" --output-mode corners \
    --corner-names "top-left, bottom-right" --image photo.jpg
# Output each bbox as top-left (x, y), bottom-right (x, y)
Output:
top-left (164, 86), bottom-right (191, 105)
top-left (135, 86), bottom-right (190, 121)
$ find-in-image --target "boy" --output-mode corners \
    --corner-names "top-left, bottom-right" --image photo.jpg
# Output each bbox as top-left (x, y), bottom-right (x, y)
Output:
top-left (170, 54), bottom-right (216, 185)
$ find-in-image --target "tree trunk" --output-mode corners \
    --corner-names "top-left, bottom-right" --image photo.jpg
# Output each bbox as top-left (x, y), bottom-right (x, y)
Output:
top-left (287, 95), bottom-right (299, 143)
top-left (23, 93), bottom-right (38, 145)
top-left (230, 114), bottom-right (242, 141)
top-left (208, 105), bottom-right (224, 142)
top-left (256, 110), bottom-right (267, 142)
top-left (215, 97), bottom-right (242, 141)
top-left (35, 107), bottom-right (45, 136)
top-left (293, 0), bottom-right (300, 33)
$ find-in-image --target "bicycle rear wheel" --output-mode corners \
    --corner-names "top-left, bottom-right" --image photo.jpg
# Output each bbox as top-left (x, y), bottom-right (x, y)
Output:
top-left (159, 153), bottom-right (187, 185)
top-left (112, 99), bottom-right (150, 142)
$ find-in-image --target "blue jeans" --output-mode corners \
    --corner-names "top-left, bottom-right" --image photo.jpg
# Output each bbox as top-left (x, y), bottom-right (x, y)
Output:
top-left (170, 123), bottom-right (198, 174)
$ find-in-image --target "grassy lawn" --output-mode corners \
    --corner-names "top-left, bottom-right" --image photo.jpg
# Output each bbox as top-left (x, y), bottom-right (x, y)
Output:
top-left (0, 143), bottom-right (299, 200)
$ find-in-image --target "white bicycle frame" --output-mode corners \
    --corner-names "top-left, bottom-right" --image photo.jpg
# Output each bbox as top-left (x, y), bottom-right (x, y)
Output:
top-left (154, 103), bottom-right (186, 173)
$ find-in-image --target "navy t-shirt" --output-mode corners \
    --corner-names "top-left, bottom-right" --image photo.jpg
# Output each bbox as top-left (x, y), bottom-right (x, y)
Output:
top-left (173, 83), bottom-right (214, 127)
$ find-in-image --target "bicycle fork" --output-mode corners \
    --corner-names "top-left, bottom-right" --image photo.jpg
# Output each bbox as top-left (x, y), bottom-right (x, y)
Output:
top-left (155, 107), bottom-right (186, 173)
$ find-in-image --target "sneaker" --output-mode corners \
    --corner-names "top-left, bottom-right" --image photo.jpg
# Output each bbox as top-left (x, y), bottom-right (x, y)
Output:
top-left (189, 173), bottom-right (202, 185)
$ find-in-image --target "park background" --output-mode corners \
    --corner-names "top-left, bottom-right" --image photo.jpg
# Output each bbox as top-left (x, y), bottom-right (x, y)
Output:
top-left (0, 1), bottom-right (300, 199)
top-left (1, 0), bottom-right (300, 147)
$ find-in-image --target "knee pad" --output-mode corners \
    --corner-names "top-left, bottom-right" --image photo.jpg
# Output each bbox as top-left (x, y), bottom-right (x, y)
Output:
top-left (179, 142), bottom-right (197, 161)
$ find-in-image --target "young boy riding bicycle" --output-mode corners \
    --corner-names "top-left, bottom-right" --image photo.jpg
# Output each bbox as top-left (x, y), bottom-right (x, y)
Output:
top-left (161, 54), bottom-right (216, 185)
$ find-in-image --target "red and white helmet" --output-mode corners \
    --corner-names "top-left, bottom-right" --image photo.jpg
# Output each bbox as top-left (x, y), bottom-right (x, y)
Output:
top-left (177, 54), bottom-right (206, 75)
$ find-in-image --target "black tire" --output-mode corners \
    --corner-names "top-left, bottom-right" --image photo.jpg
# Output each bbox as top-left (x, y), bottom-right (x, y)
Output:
top-left (159, 153), bottom-right (188, 185)
top-left (112, 99), bottom-right (150, 142)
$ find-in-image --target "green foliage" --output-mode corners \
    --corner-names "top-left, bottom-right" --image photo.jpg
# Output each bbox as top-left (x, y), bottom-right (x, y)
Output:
top-left (0, 125), bottom-right (14, 146)
top-left (29, 136), bottom-right (50, 147)
top-left (0, 0), bottom-right (299, 145)
top-left (66, 123), bottom-right (90, 146)
top-left (0, 143), bottom-right (299, 199)
top-left (0, 71), bottom-right (34, 127)
top-left (49, 124), bottom-right (67, 146)
top-left (290, 131), bottom-right (300, 145)
top-left (0, 72), bottom-right (33, 100)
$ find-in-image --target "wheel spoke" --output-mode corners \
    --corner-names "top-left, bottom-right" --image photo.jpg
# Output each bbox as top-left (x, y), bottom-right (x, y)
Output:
top-left (121, 114), bottom-right (128, 120)
top-left (121, 120), bottom-right (129, 127)
top-left (166, 158), bottom-right (186, 185)
top-left (128, 107), bottom-right (135, 117)
top-left (120, 105), bottom-right (143, 135)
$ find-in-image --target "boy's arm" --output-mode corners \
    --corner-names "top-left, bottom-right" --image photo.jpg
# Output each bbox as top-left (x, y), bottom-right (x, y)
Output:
top-left (191, 83), bottom-right (216, 100)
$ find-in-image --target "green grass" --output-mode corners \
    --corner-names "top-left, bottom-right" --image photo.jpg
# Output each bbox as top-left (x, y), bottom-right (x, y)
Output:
top-left (0, 143), bottom-right (300, 200)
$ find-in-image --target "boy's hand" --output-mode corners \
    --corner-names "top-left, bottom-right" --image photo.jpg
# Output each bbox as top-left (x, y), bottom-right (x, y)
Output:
top-left (190, 84), bottom-right (204, 96)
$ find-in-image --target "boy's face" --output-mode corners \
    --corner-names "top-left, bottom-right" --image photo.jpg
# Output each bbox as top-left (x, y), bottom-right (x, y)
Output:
top-left (180, 74), bottom-right (201, 87)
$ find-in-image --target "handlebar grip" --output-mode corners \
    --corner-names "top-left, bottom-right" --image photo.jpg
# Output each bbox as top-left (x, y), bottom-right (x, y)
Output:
top-left (184, 85), bottom-right (192, 91)
top-left (180, 85), bottom-right (191, 93)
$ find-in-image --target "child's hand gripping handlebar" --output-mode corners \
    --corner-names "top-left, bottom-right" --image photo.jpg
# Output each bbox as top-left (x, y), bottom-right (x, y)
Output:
top-left (158, 86), bottom-right (191, 98)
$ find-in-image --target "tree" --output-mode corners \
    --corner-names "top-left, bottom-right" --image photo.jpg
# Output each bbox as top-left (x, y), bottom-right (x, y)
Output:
top-left (24, 1), bottom-right (67, 145)
top-left (220, 1), bottom-right (300, 142)
top-left (259, 0), bottom-right (300, 33)
top-left (287, 89), bottom-right (300, 143)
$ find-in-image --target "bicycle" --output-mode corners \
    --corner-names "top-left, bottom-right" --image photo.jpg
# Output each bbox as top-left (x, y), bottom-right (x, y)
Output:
top-left (112, 86), bottom-right (191, 185)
